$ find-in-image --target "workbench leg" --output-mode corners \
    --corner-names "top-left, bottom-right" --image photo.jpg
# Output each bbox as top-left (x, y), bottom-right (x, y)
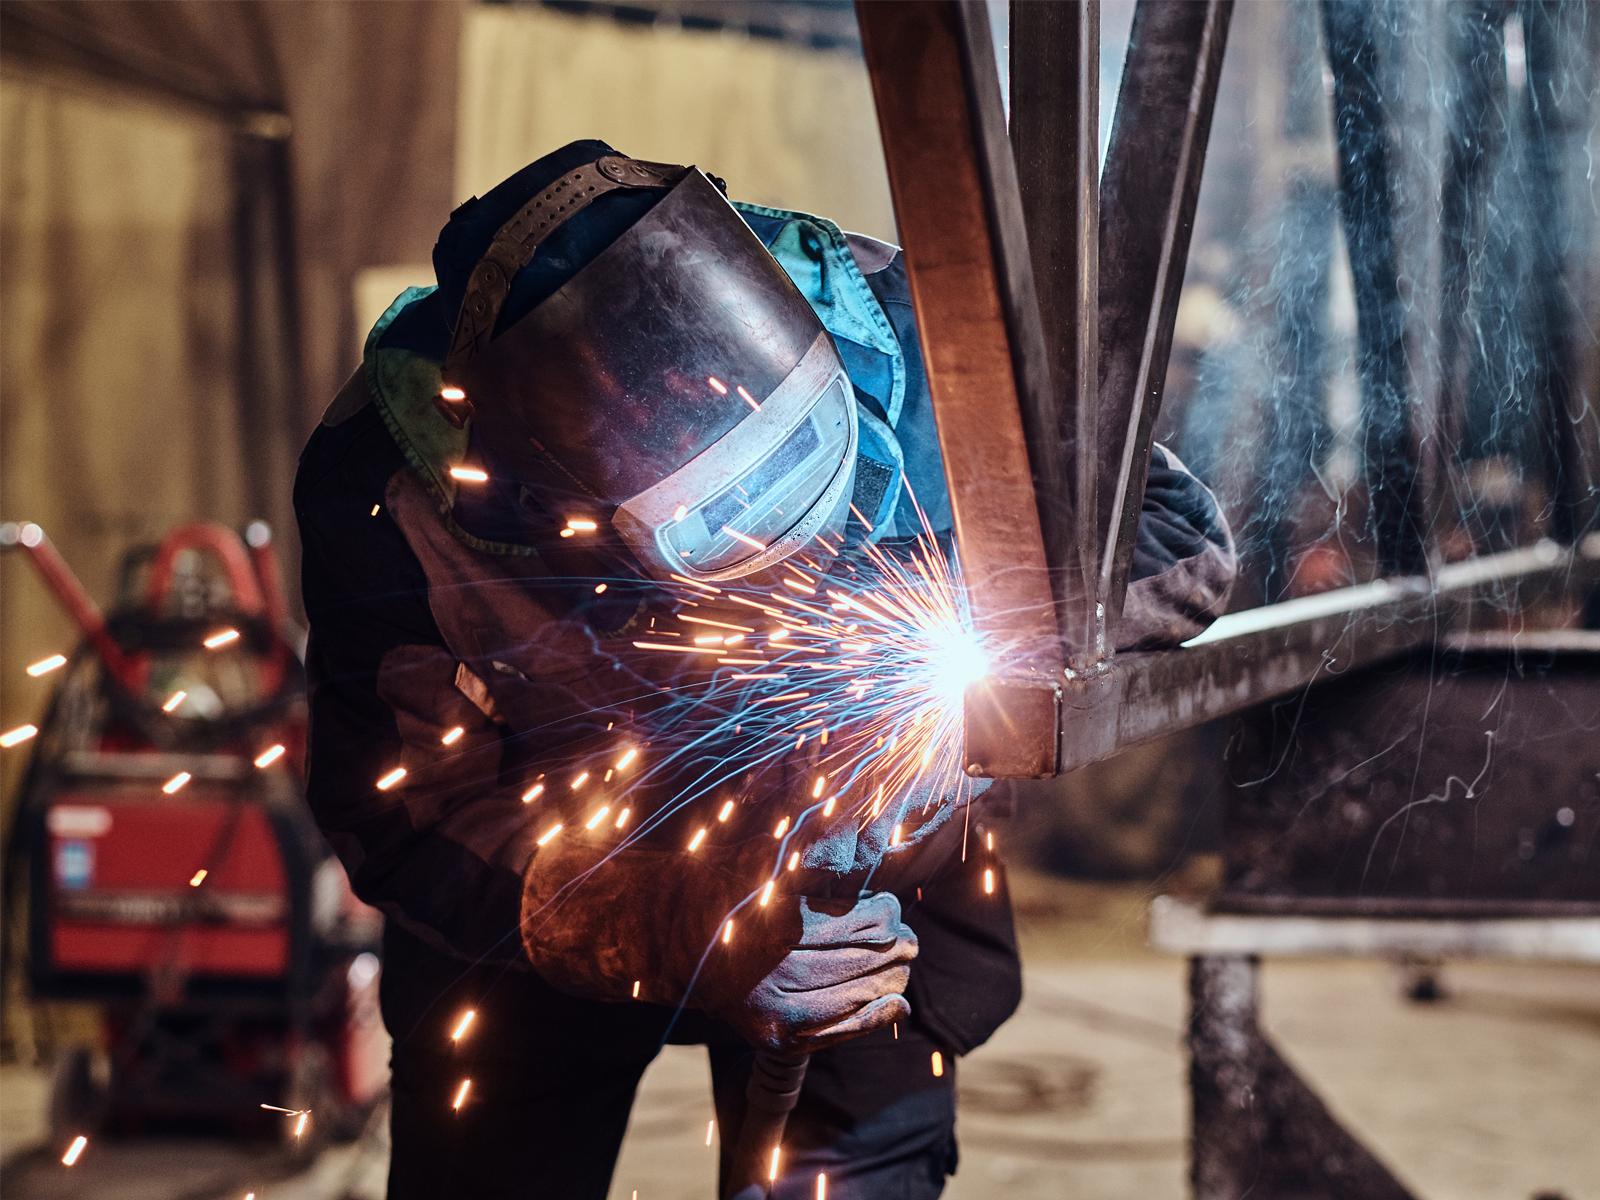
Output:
top-left (1188, 954), bottom-right (1419, 1200)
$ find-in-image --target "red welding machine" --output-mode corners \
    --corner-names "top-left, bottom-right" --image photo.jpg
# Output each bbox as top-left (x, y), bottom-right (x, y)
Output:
top-left (3, 519), bottom-right (386, 1153)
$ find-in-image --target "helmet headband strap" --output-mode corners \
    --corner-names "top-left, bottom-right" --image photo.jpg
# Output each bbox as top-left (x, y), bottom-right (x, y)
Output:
top-left (444, 156), bottom-right (690, 372)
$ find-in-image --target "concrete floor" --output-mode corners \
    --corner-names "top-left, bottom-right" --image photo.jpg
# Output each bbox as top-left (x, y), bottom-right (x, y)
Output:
top-left (4, 875), bottom-right (1597, 1200)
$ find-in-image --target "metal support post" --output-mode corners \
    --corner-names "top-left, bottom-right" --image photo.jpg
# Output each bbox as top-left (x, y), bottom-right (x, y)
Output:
top-left (1010, 0), bottom-right (1102, 668)
top-left (857, 0), bottom-right (1070, 776)
top-left (1321, 0), bottom-right (1429, 576)
top-left (1189, 955), bottom-right (1417, 1200)
top-left (1095, 0), bottom-right (1233, 646)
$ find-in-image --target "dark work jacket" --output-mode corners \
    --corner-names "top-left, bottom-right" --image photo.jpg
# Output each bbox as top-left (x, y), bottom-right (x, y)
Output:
top-left (294, 215), bottom-right (1234, 1055)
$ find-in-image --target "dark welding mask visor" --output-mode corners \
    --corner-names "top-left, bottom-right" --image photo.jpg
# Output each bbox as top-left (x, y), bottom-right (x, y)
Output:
top-left (443, 158), bottom-right (856, 583)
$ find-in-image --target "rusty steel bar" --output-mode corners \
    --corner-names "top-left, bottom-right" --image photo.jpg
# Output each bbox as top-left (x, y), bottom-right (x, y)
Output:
top-left (1010, 0), bottom-right (1102, 668)
top-left (856, 1), bottom-right (1068, 701)
top-left (964, 538), bottom-right (1596, 780)
top-left (1047, 539), bottom-right (1600, 777)
top-left (1095, 0), bottom-right (1232, 646)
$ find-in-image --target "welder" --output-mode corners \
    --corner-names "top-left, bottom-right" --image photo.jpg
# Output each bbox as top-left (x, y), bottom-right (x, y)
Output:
top-left (295, 141), bottom-right (1235, 1199)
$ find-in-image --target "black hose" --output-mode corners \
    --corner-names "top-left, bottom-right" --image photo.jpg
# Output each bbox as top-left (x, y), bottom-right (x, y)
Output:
top-left (721, 1050), bottom-right (809, 1200)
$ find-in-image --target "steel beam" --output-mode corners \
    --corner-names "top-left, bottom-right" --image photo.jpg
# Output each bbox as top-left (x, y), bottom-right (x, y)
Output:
top-left (1095, 0), bottom-right (1233, 647)
top-left (1010, 0), bottom-right (1102, 667)
top-left (969, 541), bottom-right (1595, 780)
top-left (856, 0), bottom-right (1071, 695)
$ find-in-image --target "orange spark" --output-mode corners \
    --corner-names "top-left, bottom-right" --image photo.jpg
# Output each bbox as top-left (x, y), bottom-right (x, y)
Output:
top-left (452, 1011), bottom-right (475, 1040)
top-left (449, 467), bottom-right (489, 483)
top-left (254, 744), bottom-right (285, 768)
top-left (163, 772), bottom-right (191, 794)
top-left (376, 767), bottom-right (406, 790)
top-left (27, 654), bottom-right (66, 677)
top-left (203, 629), bottom-right (240, 649)
top-left (189, 870), bottom-right (207, 887)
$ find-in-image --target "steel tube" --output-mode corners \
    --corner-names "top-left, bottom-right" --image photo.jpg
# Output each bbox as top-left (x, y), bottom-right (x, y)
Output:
top-left (856, 0), bottom-right (1067, 688)
top-left (1095, 0), bottom-right (1233, 644)
top-left (1010, 0), bottom-right (1102, 668)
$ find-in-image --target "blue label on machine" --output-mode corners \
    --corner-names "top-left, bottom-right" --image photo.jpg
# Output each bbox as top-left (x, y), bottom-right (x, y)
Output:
top-left (55, 840), bottom-right (94, 891)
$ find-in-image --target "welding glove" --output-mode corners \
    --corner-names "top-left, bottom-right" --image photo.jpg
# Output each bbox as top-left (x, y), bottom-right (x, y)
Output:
top-left (520, 832), bottom-right (917, 1054)
top-left (733, 891), bottom-right (916, 1053)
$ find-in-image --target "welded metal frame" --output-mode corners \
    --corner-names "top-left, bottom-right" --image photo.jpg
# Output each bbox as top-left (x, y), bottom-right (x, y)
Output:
top-left (856, 0), bottom-right (1599, 781)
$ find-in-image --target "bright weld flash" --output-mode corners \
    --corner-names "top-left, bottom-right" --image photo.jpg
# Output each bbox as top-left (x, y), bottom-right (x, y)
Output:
top-left (723, 920), bottom-right (733, 944)
top-left (523, 784), bottom-right (544, 802)
top-left (453, 1080), bottom-right (471, 1110)
top-left (377, 767), bottom-right (406, 790)
top-left (203, 629), bottom-right (240, 649)
top-left (293, 1112), bottom-right (309, 1138)
top-left (769, 1146), bottom-right (781, 1180)
top-left (537, 825), bottom-right (562, 846)
top-left (931, 1051), bottom-right (944, 1077)
top-left (688, 828), bottom-right (708, 851)
top-left (984, 869), bottom-right (995, 894)
top-left (449, 467), bottom-right (489, 483)
top-left (255, 744), bottom-right (285, 768)
top-left (162, 691), bottom-right (187, 713)
top-left (163, 772), bottom-right (191, 794)
top-left (705, 1119), bottom-right (716, 1145)
top-left (787, 852), bottom-right (800, 872)
top-left (759, 881), bottom-right (775, 906)
top-left (818, 1173), bottom-right (827, 1198)
top-left (62, 1136), bottom-right (87, 1166)
top-left (633, 980), bottom-right (641, 998)
top-left (566, 519), bottom-right (598, 531)
top-left (452, 1011), bottom-right (475, 1040)
top-left (190, 870), bottom-right (207, 887)
top-left (27, 654), bottom-right (66, 676)
top-left (718, 801), bottom-right (734, 821)
top-left (442, 726), bottom-right (464, 746)
top-left (585, 807), bottom-right (610, 830)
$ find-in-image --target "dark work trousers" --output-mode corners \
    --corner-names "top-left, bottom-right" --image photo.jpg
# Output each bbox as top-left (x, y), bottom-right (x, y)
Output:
top-left (380, 923), bottom-right (958, 1200)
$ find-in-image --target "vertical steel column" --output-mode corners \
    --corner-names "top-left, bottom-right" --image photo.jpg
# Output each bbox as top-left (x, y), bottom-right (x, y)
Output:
top-left (1095, 0), bottom-right (1233, 645)
top-left (1010, 1), bottom-right (1102, 668)
top-left (1189, 955), bottom-right (1419, 1199)
top-left (1321, 0), bottom-right (1429, 577)
top-left (856, 1), bottom-right (1067, 682)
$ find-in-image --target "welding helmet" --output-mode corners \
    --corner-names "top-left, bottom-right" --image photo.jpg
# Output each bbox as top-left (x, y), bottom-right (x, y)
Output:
top-left (436, 151), bottom-right (857, 584)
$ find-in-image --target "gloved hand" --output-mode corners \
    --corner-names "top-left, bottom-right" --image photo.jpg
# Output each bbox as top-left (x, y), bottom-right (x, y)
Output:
top-left (520, 830), bottom-right (917, 1052)
top-left (735, 892), bottom-right (917, 1054)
